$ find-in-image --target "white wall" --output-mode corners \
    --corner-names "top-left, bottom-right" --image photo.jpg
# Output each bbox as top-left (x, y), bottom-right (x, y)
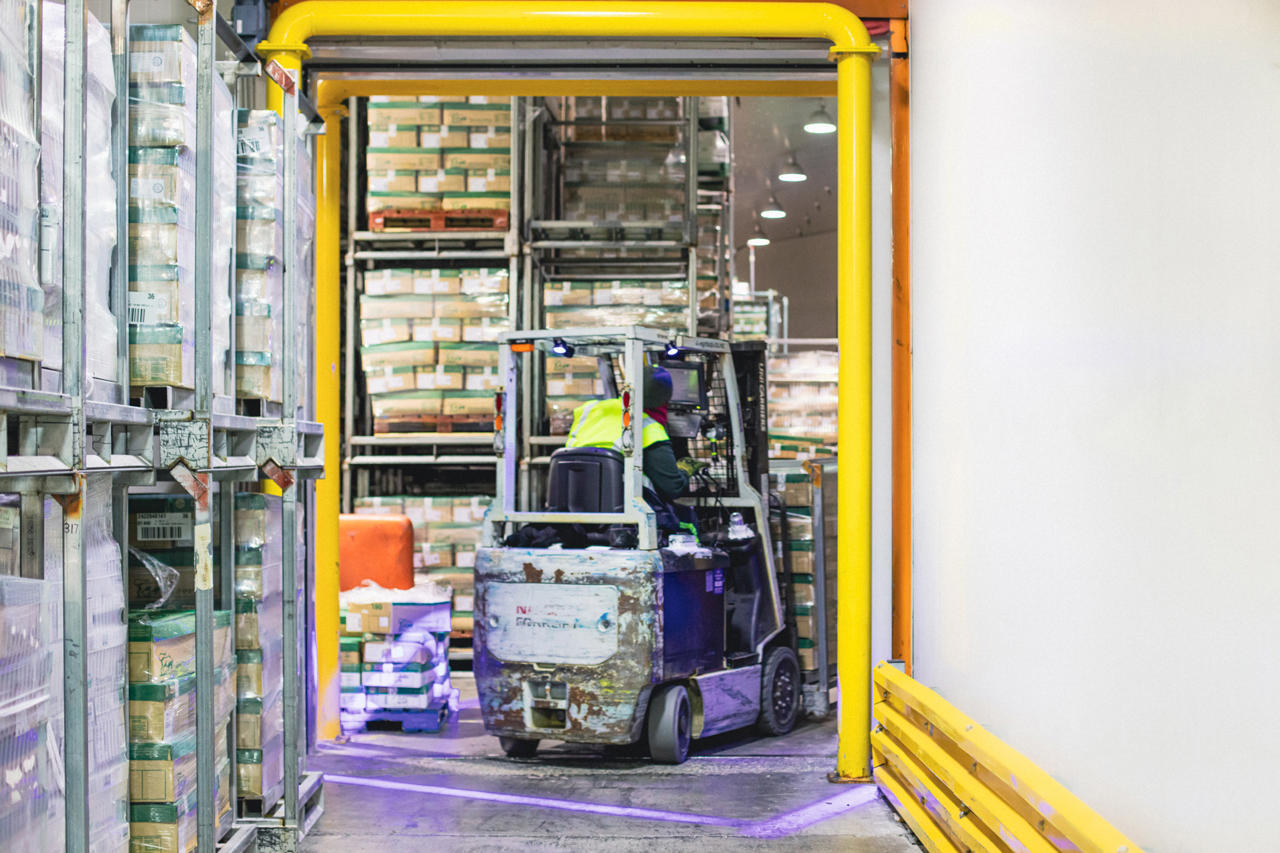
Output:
top-left (910, 2), bottom-right (1280, 850)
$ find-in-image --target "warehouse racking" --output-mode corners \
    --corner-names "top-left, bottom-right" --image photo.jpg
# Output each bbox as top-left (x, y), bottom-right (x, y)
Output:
top-left (0, 1), bottom-right (325, 849)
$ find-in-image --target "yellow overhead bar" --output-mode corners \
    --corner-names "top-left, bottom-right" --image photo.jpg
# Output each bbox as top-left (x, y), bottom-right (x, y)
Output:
top-left (261, 1), bottom-right (876, 779)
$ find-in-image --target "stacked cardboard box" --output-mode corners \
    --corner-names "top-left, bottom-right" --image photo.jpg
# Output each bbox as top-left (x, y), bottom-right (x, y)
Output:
top-left (338, 586), bottom-right (456, 727)
top-left (538, 354), bottom-right (607, 435)
top-left (0, 4), bottom-right (42, 364)
top-left (732, 296), bottom-right (770, 341)
top-left (542, 278), bottom-right (690, 342)
top-left (365, 97), bottom-right (512, 218)
top-left (232, 493), bottom-right (285, 805)
top-left (126, 608), bottom-right (235, 849)
top-left (767, 350), bottom-right (838, 457)
top-left (359, 267), bottom-right (509, 432)
top-left (39, 1), bottom-right (119, 379)
top-left (236, 109), bottom-right (286, 402)
top-left (126, 494), bottom-right (222, 607)
top-left (127, 25), bottom-right (235, 392)
top-left (770, 469), bottom-right (838, 674)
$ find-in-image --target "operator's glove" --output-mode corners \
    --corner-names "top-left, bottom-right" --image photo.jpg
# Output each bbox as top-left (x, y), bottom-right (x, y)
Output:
top-left (677, 457), bottom-right (707, 477)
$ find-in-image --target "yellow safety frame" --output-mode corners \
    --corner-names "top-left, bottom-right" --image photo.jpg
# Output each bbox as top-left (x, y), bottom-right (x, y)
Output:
top-left (259, 1), bottom-right (876, 780)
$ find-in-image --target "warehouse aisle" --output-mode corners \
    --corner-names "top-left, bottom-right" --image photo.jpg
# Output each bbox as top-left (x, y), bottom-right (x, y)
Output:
top-left (304, 675), bottom-right (917, 851)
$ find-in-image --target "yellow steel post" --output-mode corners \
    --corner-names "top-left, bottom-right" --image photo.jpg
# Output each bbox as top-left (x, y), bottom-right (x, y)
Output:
top-left (834, 47), bottom-right (875, 781)
top-left (311, 103), bottom-right (345, 741)
top-left (260, 6), bottom-right (877, 770)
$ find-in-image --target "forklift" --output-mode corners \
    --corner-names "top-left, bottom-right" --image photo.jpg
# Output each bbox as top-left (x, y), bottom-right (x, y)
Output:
top-left (474, 327), bottom-right (799, 763)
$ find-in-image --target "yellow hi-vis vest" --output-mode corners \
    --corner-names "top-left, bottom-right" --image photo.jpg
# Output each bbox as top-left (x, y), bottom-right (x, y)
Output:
top-left (565, 397), bottom-right (670, 452)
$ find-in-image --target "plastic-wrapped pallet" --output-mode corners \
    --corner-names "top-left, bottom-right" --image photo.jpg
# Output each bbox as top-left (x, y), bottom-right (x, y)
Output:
top-left (766, 350), bottom-right (838, 455)
top-left (126, 494), bottom-right (222, 608)
top-left (0, 3), bottom-right (42, 363)
top-left (128, 25), bottom-right (236, 393)
top-left (295, 124), bottom-right (316, 413)
top-left (39, 1), bottom-right (118, 380)
top-left (236, 110), bottom-right (285, 403)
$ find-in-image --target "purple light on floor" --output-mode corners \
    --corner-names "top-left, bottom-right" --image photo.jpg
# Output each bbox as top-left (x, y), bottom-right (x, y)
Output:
top-left (325, 774), bottom-right (743, 828)
top-left (739, 785), bottom-right (880, 839)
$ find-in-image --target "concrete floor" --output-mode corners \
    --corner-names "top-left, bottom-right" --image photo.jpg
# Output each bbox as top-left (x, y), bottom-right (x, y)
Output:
top-left (304, 674), bottom-right (920, 851)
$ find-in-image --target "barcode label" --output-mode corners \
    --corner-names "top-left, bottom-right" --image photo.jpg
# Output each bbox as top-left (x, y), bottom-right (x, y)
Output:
top-left (129, 293), bottom-right (170, 326)
top-left (130, 52), bottom-right (166, 74)
top-left (136, 512), bottom-right (192, 544)
top-left (237, 127), bottom-right (271, 157)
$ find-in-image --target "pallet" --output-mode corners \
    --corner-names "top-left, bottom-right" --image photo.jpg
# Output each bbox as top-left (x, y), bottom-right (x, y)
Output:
top-left (340, 704), bottom-right (450, 733)
top-left (374, 414), bottom-right (494, 434)
top-left (236, 396), bottom-right (284, 419)
top-left (369, 208), bottom-right (510, 233)
top-left (448, 632), bottom-right (474, 672)
top-left (131, 385), bottom-right (196, 410)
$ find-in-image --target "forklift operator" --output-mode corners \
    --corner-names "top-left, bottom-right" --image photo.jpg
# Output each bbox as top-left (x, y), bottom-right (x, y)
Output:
top-left (564, 365), bottom-right (700, 502)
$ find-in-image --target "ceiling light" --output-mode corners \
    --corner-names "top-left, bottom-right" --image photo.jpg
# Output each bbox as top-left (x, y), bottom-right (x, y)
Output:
top-left (760, 196), bottom-right (787, 219)
top-left (746, 225), bottom-right (770, 248)
top-left (803, 105), bottom-right (836, 134)
top-left (778, 155), bottom-right (807, 182)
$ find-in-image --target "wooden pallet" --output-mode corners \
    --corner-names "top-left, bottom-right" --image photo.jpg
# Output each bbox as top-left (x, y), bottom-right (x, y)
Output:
top-left (374, 414), bottom-right (494, 434)
top-left (369, 208), bottom-right (510, 233)
top-left (448, 632), bottom-right (474, 672)
top-left (340, 704), bottom-right (450, 733)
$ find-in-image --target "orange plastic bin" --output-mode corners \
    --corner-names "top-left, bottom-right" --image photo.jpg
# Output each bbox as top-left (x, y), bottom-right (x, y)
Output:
top-left (339, 514), bottom-right (415, 592)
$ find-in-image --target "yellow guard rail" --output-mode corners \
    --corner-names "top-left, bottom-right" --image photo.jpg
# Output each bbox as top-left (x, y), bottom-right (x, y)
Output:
top-left (873, 662), bottom-right (1145, 852)
top-left (260, 1), bottom-right (877, 779)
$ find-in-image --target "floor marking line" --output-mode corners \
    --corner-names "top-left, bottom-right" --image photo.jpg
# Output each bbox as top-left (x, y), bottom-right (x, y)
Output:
top-left (324, 774), bottom-right (744, 827)
top-left (739, 786), bottom-right (881, 838)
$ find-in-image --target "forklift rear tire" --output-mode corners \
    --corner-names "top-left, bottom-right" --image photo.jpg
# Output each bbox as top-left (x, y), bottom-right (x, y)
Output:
top-left (647, 684), bottom-right (692, 764)
top-left (499, 737), bottom-right (539, 758)
top-left (756, 646), bottom-right (801, 736)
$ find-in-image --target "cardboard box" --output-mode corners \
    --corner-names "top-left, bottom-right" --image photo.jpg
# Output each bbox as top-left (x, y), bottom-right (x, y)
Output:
top-left (361, 318), bottom-right (413, 346)
top-left (786, 540), bottom-right (814, 575)
top-left (339, 687), bottom-right (366, 713)
top-left (465, 367), bottom-right (502, 391)
top-left (363, 635), bottom-right (444, 665)
top-left (418, 125), bottom-right (469, 148)
top-left (466, 169), bottom-right (511, 192)
top-left (409, 317), bottom-right (462, 343)
top-left (364, 685), bottom-right (439, 711)
top-left (366, 170), bottom-right (420, 192)
top-left (366, 365), bottom-right (418, 394)
top-left (340, 665), bottom-right (362, 688)
top-left (415, 365), bottom-right (466, 391)
top-left (366, 147), bottom-right (442, 171)
top-left (129, 610), bottom-right (232, 683)
top-left (368, 127), bottom-right (421, 148)
top-left (129, 728), bottom-right (228, 802)
top-left (414, 268), bottom-right (463, 294)
top-left (452, 496), bottom-right (491, 523)
top-left (237, 736), bottom-right (284, 799)
top-left (369, 390), bottom-right (444, 419)
top-left (130, 323), bottom-right (187, 388)
top-left (416, 168), bottom-right (467, 193)
top-left (543, 282), bottom-right (594, 306)
top-left (367, 101), bottom-right (442, 127)
top-left (441, 391), bottom-right (494, 416)
top-left (361, 661), bottom-right (438, 690)
top-left (546, 375), bottom-right (602, 397)
top-left (437, 342), bottom-right (499, 368)
top-left (461, 317), bottom-right (511, 343)
top-left (440, 103), bottom-right (511, 127)
top-left (361, 341), bottom-right (437, 371)
top-left (339, 636), bottom-right (362, 667)
top-left (128, 763), bottom-right (230, 853)
top-left (130, 495), bottom-right (197, 549)
top-left (419, 542), bottom-right (454, 569)
top-left (434, 296), bottom-right (508, 320)
top-left (459, 268), bottom-right (509, 294)
top-left (346, 599), bottom-right (450, 636)
top-left (425, 523), bottom-right (481, 546)
top-left (441, 148), bottom-right (511, 171)
top-left (366, 191), bottom-right (442, 212)
top-left (236, 696), bottom-right (283, 750)
top-left (441, 192), bottom-right (511, 212)
top-left (364, 268), bottom-right (415, 296)
top-left (468, 129), bottom-right (512, 149)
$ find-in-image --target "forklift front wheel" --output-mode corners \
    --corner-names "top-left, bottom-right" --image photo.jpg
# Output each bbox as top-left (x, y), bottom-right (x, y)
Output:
top-left (647, 684), bottom-right (692, 764)
top-left (756, 645), bottom-right (801, 736)
top-left (499, 737), bottom-right (540, 758)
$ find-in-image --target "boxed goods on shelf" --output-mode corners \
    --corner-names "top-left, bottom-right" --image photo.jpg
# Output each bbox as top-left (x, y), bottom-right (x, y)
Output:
top-left (129, 728), bottom-right (229, 803)
top-left (128, 762), bottom-right (231, 853)
top-left (39, 1), bottom-right (118, 377)
top-left (128, 610), bottom-right (233, 683)
top-left (128, 667), bottom-right (235, 744)
top-left (0, 11), bottom-right (41, 364)
top-left (236, 110), bottom-right (286, 403)
top-left (766, 350), bottom-right (839, 453)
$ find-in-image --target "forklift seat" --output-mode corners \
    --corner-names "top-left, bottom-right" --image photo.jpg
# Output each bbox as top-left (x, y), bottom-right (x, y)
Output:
top-left (546, 447), bottom-right (625, 514)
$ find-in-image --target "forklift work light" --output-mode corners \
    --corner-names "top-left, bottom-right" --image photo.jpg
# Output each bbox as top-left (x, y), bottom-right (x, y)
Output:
top-left (665, 342), bottom-right (680, 358)
top-left (551, 337), bottom-right (575, 357)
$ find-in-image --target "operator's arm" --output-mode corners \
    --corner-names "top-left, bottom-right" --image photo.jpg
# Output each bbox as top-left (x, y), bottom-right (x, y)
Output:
top-left (643, 440), bottom-right (690, 502)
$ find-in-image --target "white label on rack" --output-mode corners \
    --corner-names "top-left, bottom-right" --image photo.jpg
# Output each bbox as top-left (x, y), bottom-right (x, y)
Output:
top-left (130, 52), bottom-right (167, 74)
top-left (128, 292), bottom-right (171, 325)
top-left (369, 131), bottom-right (390, 147)
top-left (136, 511), bottom-right (193, 544)
top-left (130, 177), bottom-right (168, 202)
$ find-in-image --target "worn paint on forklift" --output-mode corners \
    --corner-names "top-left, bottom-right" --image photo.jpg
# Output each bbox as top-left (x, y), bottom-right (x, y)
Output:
top-left (475, 547), bottom-right (661, 744)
